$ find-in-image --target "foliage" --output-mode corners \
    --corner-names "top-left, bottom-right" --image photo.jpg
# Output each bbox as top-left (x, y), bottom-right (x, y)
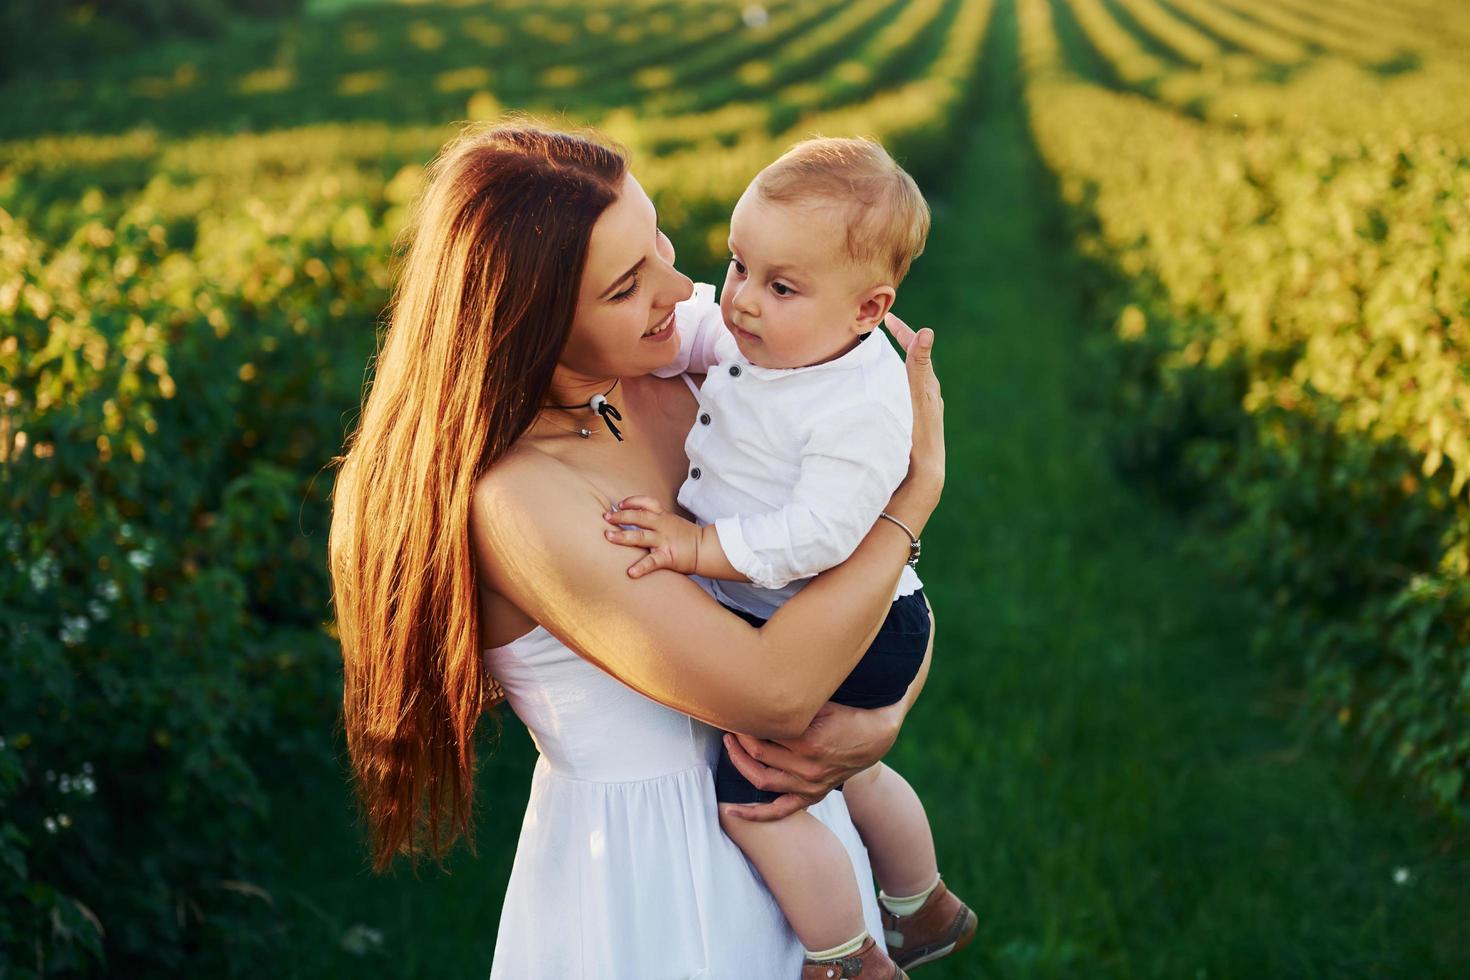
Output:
top-left (0, 0), bottom-right (994, 972)
top-left (1020, 0), bottom-right (1470, 820)
top-left (0, 0), bottom-right (306, 85)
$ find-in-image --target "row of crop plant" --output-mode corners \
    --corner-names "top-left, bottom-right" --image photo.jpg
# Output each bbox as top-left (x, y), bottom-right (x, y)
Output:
top-left (1019, 0), bottom-right (1470, 819)
top-left (0, 0), bottom-right (998, 972)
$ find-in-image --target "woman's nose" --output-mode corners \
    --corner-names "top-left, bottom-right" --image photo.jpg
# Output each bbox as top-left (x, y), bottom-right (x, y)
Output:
top-left (663, 265), bottom-right (694, 305)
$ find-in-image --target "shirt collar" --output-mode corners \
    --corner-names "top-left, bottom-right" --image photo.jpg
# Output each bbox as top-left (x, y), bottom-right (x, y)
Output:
top-left (732, 325), bottom-right (890, 379)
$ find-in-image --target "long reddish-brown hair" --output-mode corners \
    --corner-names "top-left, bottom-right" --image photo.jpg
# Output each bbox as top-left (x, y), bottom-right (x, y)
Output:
top-left (327, 119), bottom-right (628, 873)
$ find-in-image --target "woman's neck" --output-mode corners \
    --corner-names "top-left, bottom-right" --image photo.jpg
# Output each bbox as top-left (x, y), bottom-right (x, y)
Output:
top-left (534, 370), bottom-right (630, 441)
top-left (545, 373), bottom-right (619, 410)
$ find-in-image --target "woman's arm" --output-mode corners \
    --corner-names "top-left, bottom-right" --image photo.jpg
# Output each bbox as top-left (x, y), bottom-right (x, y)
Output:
top-left (719, 595), bottom-right (935, 821)
top-left (474, 461), bottom-right (918, 740)
top-left (473, 328), bottom-right (942, 742)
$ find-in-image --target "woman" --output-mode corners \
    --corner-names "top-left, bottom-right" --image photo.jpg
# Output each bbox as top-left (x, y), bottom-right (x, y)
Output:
top-left (327, 121), bottom-right (945, 978)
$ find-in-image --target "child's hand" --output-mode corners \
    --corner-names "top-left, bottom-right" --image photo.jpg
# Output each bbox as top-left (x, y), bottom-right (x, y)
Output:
top-left (602, 495), bottom-right (703, 578)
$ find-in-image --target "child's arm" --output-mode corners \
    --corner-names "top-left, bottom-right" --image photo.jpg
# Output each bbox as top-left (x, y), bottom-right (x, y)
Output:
top-left (650, 282), bottom-right (727, 378)
top-left (602, 497), bottom-right (744, 580)
top-left (608, 402), bottom-right (911, 586)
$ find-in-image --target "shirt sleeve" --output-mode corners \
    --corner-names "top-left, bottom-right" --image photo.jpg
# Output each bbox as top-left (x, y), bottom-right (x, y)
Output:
top-left (651, 282), bottom-right (726, 378)
top-left (713, 400), bottom-right (913, 590)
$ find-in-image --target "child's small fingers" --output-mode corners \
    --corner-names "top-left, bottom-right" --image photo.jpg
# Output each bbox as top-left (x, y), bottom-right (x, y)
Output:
top-left (628, 555), bottom-right (661, 578)
top-left (605, 508), bottom-right (652, 529)
top-left (619, 494), bottom-right (665, 514)
top-left (604, 527), bottom-right (657, 547)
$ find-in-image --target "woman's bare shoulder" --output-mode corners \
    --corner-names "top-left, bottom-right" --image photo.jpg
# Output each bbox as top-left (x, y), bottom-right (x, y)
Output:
top-left (473, 442), bottom-right (608, 534)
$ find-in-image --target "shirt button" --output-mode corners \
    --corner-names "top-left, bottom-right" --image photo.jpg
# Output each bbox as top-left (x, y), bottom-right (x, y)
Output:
top-left (690, 467), bottom-right (702, 480)
top-left (728, 365), bottom-right (741, 377)
top-left (699, 413), bottom-right (711, 425)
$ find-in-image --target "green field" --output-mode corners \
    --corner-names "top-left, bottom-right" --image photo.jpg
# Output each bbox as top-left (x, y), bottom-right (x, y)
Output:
top-left (3, 0), bottom-right (1468, 976)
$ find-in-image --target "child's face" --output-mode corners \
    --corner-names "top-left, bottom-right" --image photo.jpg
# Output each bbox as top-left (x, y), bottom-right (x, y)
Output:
top-left (720, 187), bottom-right (893, 370)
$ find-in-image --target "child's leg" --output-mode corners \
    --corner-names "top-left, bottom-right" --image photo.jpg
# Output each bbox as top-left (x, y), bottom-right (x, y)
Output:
top-left (841, 761), bottom-right (940, 899)
top-left (719, 807), bottom-right (868, 953)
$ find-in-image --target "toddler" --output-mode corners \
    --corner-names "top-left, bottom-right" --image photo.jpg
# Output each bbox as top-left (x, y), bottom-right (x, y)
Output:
top-left (607, 137), bottom-right (975, 979)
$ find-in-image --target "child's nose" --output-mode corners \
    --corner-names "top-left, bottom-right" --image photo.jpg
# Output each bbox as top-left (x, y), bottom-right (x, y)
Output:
top-left (733, 280), bottom-right (759, 316)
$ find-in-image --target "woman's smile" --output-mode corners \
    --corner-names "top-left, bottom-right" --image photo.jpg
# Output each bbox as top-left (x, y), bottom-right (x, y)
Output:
top-left (642, 308), bottom-right (676, 340)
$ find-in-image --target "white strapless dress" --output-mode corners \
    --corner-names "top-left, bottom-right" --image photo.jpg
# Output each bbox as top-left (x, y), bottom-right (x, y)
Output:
top-left (483, 623), bottom-right (885, 978)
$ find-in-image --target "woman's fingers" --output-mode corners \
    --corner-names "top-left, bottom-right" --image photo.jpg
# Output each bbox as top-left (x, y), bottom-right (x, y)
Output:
top-left (904, 327), bottom-right (945, 487)
top-left (882, 310), bottom-right (917, 349)
top-left (723, 733), bottom-right (827, 795)
top-left (730, 731), bottom-right (825, 784)
top-left (720, 795), bottom-right (812, 822)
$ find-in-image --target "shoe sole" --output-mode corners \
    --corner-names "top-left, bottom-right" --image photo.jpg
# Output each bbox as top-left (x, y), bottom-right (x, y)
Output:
top-left (894, 908), bottom-right (978, 970)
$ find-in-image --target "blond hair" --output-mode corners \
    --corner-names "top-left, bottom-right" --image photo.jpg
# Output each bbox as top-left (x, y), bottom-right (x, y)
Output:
top-left (752, 135), bottom-right (930, 285)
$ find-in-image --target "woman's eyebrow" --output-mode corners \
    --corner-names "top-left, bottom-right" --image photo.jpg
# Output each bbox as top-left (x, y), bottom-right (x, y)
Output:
top-left (600, 257), bottom-right (646, 299)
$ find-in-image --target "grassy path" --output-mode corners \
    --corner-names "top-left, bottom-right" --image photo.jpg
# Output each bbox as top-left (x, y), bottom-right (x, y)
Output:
top-left (259, 2), bottom-right (1468, 975)
top-left (898, 2), bottom-right (1469, 976)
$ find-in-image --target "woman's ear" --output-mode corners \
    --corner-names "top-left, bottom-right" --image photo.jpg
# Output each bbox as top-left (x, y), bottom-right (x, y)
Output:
top-left (855, 285), bottom-right (897, 333)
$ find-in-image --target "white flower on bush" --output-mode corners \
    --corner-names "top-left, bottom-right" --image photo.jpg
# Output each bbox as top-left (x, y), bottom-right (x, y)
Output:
top-left (44, 816), bottom-right (57, 834)
top-left (127, 549), bottom-right (152, 572)
top-left (340, 923), bottom-right (384, 956)
top-left (59, 614), bottom-right (90, 646)
top-left (97, 580), bottom-right (122, 602)
top-left (55, 770), bottom-right (96, 795)
top-left (28, 553), bottom-right (59, 593)
top-left (119, 523), bottom-right (135, 541)
top-left (57, 813), bottom-right (71, 829)
top-left (1393, 867), bottom-right (1411, 886)
top-left (87, 598), bottom-right (109, 621)
top-left (741, 4), bottom-right (769, 28)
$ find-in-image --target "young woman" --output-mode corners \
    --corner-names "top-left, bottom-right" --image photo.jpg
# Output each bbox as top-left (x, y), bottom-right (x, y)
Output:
top-left (327, 121), bottom-right (946, 978)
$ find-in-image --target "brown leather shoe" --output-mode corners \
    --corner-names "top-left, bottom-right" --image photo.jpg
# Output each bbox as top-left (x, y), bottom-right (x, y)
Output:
top-left (880, 879), bottom-right (978, 970)
top-left (800, 935), bottom-right (909, 979)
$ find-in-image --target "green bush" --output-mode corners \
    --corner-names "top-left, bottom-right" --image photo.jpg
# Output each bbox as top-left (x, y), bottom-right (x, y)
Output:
top-left (0, 0), bottom-right (997, 969)
top-left (0, 0), bottom-right (304, 84)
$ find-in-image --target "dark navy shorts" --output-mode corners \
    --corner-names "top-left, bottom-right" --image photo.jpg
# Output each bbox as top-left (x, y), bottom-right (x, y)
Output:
top-left (714, 588), bottom-right (930, 805)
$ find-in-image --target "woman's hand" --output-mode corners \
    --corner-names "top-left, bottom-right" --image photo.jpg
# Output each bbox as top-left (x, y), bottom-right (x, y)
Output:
top-left (717, 700), bottom-right (903, 821)
top-left (882, 312), bottom-right (945, 537)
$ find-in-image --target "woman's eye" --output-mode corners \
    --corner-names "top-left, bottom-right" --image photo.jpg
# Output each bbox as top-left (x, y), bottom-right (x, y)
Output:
top-left (611, 275), bottom-right (641, 302)
top-left (771, 282), bottom-right (793, 297)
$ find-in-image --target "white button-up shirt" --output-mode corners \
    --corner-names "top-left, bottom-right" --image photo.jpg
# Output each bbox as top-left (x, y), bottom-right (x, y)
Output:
top-left (655, 282), bottom-right (923, 620)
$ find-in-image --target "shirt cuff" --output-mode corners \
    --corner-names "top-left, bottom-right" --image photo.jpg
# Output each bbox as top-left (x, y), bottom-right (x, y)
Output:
top-left (713, 516), bottom-right (788, 590)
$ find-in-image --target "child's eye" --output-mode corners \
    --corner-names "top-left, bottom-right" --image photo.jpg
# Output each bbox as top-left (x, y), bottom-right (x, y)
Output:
top-left (729, 257), bottom-right (746, 276)
top-left (611, 275), bottom-right (641, 302)
top-left (771, 282), bottom-right (794, 297)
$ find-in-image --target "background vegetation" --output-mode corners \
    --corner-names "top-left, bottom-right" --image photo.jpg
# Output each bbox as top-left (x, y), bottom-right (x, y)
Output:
top-left (2, 0), bottom-right (1466, 975)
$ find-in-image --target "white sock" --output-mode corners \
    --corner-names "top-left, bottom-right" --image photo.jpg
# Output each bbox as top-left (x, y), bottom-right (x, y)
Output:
top-left (804, 931), bottom-right (869, 961)
top-left (879, 873), bottom-right (941, 917)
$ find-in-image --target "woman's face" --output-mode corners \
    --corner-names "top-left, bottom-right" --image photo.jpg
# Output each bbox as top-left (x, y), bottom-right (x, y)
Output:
top-left (563, 172), bottom-right (693, 379)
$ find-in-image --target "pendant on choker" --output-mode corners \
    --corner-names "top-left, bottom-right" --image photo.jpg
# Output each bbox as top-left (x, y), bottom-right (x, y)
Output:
top-left (544, 381), bottom-right (625, 442)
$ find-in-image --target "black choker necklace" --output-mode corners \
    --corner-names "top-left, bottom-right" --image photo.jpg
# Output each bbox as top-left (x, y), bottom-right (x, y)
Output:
top-left (543, 380), bottom-right (624, 441)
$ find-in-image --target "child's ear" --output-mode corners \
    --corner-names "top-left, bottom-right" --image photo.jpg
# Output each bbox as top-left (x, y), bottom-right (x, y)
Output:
top-left (854, 285), bottom-right (897, 333)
